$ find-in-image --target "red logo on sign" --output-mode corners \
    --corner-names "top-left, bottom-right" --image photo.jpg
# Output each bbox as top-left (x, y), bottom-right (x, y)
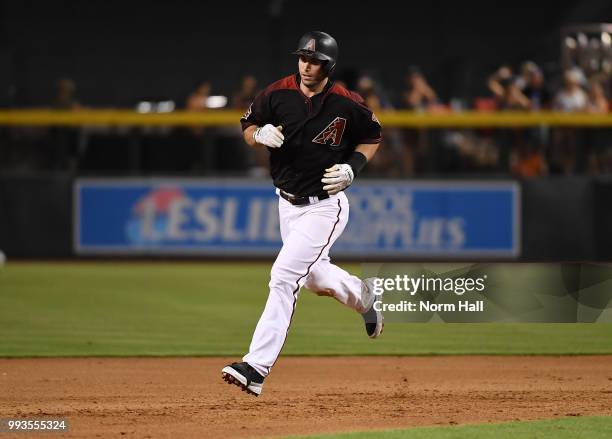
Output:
top-left (312, 117), bottom-right (347, 147)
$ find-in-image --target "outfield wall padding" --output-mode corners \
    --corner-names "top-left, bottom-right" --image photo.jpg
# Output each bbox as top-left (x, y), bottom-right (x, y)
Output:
top-left (0, 174), bottom-right (72, 258)
top-left (521, 177), bottom-right (596, 261)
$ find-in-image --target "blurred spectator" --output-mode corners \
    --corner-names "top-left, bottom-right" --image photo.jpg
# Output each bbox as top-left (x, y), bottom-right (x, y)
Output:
top-left (357, 76), bottom-right (383, 112)
top-left (54, 78), bottom-right (80, 110)
top-left (487, 65), bottom-right (513, 106)
top-left (587, 79), bottom-right (609, 113)
top-left (397, 68), bottom-right (440, 175)
top-left (183, 81), bottom-right (212, 170)
top-left (186, 81), bottom-right (211, 112)
top-left (486, 66), bottom-right (529, 173)
top-left (511, 144), bottom-right (548, 177)
top-left (519, 64), bottom-right (552, 110)
top-left (231, 75), bottom-right (268, 176)
top-left (585, 79), bottom-right (611, 174)
top-left (551, 69), bottom-right (589, 174)
top-left (501, 79), bottom-right (530, 110)
top-left (232, 75), bottom-right (259, 111)
top-left (402, 68), bottom-right (438, 111)
top-left (514, 63), bottom-right (552, 162)
top-left (486, 64), bottom-right (529, 110)
top-left (185, 80), bottom-right (212, 136)
top-left (353, 76), bottom-right (405, 177)
top-left (442, 131), bottom-right (500, 173)
top-left (514, 61), bottom-right (538, 90)
top-left (554, 69), bottom-right (588, 111)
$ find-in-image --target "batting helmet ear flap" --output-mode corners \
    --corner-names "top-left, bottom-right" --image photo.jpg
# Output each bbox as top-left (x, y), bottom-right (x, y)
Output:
top-left (292, 31), bottom-right (338, 74)
top-left (319, 59), bottom-right (336, 75)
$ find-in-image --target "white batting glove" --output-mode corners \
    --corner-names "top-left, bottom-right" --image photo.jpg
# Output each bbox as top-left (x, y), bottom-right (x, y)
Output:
top-left (321, 164), bottom-right (354, 195)
top-left (253, 124), bottom-right (284, 148)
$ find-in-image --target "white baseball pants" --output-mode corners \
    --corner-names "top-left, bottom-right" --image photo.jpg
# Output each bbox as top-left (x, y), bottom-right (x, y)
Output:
top-left (243, 191), bottom-right (365, 377)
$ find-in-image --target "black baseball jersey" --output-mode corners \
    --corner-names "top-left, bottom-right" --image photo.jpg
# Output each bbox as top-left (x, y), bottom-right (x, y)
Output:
top-left (241, 74), bottom-right (382, 196)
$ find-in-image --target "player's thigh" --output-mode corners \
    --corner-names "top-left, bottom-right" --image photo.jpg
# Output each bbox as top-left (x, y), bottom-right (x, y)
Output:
top-left (278, 197), bottom-right (293, 243)
top-left (270, 214), bottom-right (340, 287)
top-left (270, 227), bottom-right (329, 288)
top-left (293, 198), bottom-right (348, 246)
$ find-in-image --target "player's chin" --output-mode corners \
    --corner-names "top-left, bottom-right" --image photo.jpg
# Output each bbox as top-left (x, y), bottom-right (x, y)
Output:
top-left (301, 75), bottom-right (319, 86)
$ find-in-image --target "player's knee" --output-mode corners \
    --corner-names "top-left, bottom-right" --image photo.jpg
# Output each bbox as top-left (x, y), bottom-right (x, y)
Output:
top-left (303, 275), bottom-right (323, 292)
top-left (269, 263), bottom-right (300, 290)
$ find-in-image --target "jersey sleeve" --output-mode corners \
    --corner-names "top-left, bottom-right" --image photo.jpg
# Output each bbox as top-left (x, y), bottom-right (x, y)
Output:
top-left (240, 91), bottom-right (271, 131)
top-left (351, 101), bottom-right (383, 144)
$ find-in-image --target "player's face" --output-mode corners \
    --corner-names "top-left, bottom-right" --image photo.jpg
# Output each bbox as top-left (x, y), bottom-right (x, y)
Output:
top-left (299, 55), bottom-right (325, 87)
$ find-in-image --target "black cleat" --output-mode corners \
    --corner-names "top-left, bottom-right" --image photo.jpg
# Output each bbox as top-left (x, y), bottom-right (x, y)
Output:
top-left (361, 278), bottom-right (384, 338)
top-left (221, 362), bottom-right (265, 396)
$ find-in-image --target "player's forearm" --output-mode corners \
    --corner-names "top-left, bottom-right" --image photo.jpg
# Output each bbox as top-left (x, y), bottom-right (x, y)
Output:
top-left (355, 143), bottom-right (380, 162)
top-left (344, 143), bottom-right (380, 178)
top-left (243, 125), bottom-right (259, 147)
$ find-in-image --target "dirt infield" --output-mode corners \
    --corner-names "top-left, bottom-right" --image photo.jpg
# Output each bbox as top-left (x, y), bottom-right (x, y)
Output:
top-left (2, 356), bottom-right (612, 438)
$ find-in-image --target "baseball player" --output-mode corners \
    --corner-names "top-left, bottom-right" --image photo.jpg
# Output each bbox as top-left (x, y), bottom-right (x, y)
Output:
top-left (222, 31), bottom-right (383, 396)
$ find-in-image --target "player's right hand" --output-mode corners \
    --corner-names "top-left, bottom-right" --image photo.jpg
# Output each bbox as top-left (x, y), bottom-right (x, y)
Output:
top-left (253, 124), bottom-right (284, 148)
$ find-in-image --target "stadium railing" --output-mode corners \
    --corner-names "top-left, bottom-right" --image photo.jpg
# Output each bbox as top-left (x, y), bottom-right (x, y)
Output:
top-left (0, 109), bottom-right (611, 127)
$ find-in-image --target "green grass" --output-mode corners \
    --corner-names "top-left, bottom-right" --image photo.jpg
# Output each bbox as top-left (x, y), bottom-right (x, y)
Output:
top-left (0, 262), bottom-right (611, 357)
top-left (283, 417), bottom-right (612, 438)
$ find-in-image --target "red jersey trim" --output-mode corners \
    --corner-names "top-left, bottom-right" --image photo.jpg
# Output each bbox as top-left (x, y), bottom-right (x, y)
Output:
top-left (329, 83), bottom-right (381, 120)
top-left (329, 83), bottom-right (365, 105)
top-left (263, 75), bottom-right (299, 96)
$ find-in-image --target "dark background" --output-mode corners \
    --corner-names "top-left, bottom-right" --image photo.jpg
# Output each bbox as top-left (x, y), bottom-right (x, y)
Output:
top-left (1, 0), bottom-right (611, 107)
top-left (1, 1), bottom-right (611, 261)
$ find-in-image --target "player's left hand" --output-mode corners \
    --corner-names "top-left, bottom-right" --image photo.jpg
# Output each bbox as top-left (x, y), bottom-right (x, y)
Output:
top-left (321, 164), bottom-right (354, 195)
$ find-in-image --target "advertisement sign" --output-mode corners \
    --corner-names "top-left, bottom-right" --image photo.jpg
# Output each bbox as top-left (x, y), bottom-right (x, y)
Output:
top-left (75, 179), bottom-right (519, 257)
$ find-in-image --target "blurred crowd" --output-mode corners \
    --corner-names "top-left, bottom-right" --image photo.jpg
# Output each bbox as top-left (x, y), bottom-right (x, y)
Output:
top-left (2, 61), bottom-right (612, 178)
top-left (180, 62), bottom-right (612, 178)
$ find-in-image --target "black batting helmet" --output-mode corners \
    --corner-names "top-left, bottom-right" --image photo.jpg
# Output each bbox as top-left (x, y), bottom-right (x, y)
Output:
top-left (292, 31), bottom-right (338, 74)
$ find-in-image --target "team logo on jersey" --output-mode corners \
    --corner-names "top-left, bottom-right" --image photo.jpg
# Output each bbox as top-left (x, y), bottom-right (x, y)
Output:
top-left (312, 117), bottom-right (347, 147)
top-left (304, 38), bottom-right (316, 51)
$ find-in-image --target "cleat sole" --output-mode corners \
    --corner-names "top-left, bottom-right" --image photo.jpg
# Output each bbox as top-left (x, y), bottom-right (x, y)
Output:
top-left (222, 371), bottom-right (260, 397)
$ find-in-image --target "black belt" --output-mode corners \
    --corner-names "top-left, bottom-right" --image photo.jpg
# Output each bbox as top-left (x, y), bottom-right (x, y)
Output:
top-left (279, 190), bottom-right (330, 206)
